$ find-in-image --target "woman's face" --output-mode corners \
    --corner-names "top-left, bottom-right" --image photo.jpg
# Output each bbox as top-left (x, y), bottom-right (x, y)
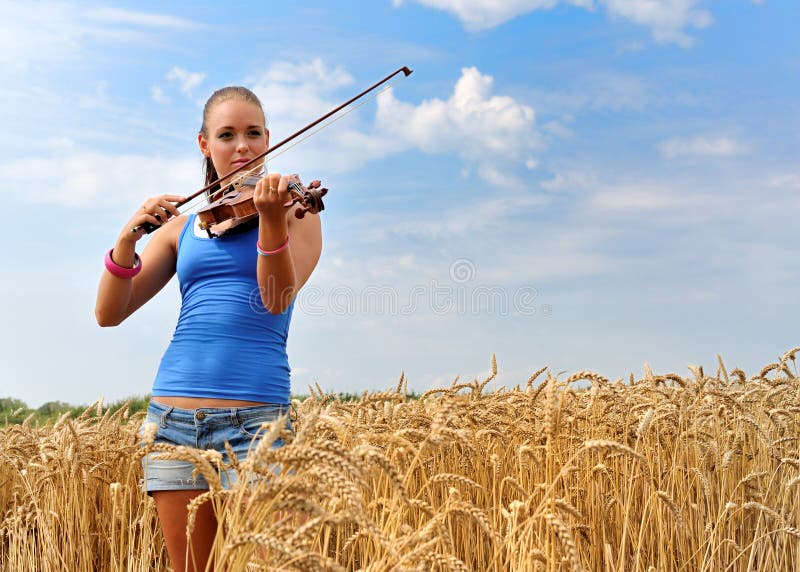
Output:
top-left (198, 99), bottom-right (269, 182)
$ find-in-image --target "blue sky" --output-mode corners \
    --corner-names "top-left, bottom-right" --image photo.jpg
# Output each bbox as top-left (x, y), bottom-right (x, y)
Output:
top-left (1, 0), bottom-right (797, 407)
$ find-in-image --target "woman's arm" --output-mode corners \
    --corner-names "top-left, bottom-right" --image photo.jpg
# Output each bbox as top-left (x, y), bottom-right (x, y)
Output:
top-left (254, 175), bottom-right (323, 315)
top-left (288, 207), bottom-right (323, 292)
top-left (95, 196), bottom-right (185, 326)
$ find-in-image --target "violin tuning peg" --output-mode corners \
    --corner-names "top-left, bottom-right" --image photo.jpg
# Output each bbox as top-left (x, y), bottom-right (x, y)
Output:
top-left (309, 180), bottom-right (321, 189)
top-left (319, 187), bottom-right (328, 197)
top-left (295, 209), bottom-right (306, 219)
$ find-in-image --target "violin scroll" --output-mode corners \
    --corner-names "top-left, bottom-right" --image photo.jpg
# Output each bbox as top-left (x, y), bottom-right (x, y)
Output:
top-left (285, 178), bottom-right (327, 219)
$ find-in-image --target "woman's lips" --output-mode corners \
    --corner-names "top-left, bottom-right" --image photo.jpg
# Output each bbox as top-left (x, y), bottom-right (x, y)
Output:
top-left (232, 158), bottom-right (251, 167)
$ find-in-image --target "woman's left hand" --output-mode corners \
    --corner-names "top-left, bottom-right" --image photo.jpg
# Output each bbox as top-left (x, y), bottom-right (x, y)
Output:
top-left (254, 173), bottom-right (294, 228)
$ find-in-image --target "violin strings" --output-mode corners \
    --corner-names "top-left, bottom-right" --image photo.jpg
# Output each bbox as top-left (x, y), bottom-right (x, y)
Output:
top-left (175, 164), bottom-right (264, 218)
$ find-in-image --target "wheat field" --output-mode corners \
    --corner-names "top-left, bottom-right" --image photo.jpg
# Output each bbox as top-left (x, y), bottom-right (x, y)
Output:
top-left (3, 349), bottom-right (800, 571)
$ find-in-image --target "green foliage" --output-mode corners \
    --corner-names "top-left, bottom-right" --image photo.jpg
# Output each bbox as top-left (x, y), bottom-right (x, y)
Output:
top-left (1, 395), bottom-right (151, 426)
top-left (0, 397), bottom-right (31, 425)
top-left (1, 391), bottom-right (421, 426)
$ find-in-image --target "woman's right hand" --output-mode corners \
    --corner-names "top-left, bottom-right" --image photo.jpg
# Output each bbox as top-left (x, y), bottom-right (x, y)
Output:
top-left (98, 195), bottom-right (187, 326)
top-left (122, 194), bottom-right (185, 243)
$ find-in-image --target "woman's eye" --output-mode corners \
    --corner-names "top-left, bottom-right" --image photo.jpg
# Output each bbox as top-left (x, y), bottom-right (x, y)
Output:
top-left (217, 132), bottom-right (232, 139)
top-left (249, 130), bottom-right (263, 137)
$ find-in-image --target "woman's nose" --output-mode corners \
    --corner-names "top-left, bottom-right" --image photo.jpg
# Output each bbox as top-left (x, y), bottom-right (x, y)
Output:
top-left (236, 137), bottom-right (249, 151)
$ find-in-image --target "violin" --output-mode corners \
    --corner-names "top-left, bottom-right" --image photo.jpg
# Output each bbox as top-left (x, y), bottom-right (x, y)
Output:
top-left (131, 66), bottom-right (412, 236)
top-left (196, 174), bottom-right (328, 238)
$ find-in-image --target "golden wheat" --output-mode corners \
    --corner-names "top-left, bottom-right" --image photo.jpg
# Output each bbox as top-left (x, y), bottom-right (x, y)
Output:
top-left (3, 350), bottom-right (800, 570)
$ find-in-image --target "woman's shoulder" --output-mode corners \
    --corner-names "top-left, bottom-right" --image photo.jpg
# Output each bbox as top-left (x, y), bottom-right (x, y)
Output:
top-left (147, 214), bottom-right (191, 254)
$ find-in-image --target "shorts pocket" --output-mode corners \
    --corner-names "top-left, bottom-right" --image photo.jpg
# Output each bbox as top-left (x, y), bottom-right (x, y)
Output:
top-left (239, 417), bottom-right (270, 438)
top-left (238, 410), bottom-right (290, 438)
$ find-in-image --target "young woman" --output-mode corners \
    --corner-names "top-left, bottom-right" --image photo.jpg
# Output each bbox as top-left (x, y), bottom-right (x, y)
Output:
top-left (95, 86), bottom-right (322, 572)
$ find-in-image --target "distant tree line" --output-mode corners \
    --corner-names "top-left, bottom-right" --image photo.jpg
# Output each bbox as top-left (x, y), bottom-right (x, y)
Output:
top-left (0, 395), bottom-right (150, 426)
top-left (1, 391), bottom-right (421, 426)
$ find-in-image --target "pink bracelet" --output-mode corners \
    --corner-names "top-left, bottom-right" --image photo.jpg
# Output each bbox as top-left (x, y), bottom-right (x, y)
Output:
top-left (105, 248), bottom-right (142, 279)
top-left (257, 235), bottom-right (290, 256)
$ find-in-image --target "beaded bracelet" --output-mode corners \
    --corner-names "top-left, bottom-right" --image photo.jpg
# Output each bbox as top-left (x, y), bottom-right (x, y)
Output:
top-left (257, 235), bottom-right (290, 256)
top-left (104, 248), bottom-right (142, 279)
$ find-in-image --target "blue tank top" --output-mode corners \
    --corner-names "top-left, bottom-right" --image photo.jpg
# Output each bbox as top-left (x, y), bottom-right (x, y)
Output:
top-left (151, 215), bottom-right (293, 403)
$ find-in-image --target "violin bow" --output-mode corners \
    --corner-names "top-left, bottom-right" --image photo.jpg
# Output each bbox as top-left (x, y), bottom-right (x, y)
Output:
top-left (132, 65), bottom-right (413, 234)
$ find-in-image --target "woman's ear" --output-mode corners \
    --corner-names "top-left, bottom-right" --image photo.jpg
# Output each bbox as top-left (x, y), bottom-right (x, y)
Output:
top-left (197, 133), bottom-right (210, 157)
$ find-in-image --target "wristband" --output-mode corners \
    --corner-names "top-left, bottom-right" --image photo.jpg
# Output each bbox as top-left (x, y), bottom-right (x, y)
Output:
top-left (257, 235), bottom-right (290, 256)
top-left (105, 248), bottom-right (142, 279)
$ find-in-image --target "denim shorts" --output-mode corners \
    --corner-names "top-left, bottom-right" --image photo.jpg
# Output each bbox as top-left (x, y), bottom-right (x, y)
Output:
top-left (140, 400), bottom-right (293, 494)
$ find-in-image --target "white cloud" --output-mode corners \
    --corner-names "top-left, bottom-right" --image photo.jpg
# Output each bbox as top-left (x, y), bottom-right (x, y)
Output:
top-left (376, 66), bottom-right (539, 181)
top-left (392, 0), bottom-right (574, 30)
top-left (166, 66), bottom-right (206, 96)
top-left (86, 7), bottom-right (204, 29)
top-left (256, 58), bottom-right (354, 91)
top-left (658, 135), bottom-right (747, 159)
top-left (0, 143), bottom-right (200, 208)
top-left (246, 58), bottom-right (358, 134)
top-left (615, 39), bottom-right (646, 54)
top-left (0, 2), bottom-right (83, 72)
top-left (393, 0), bottom-right (715, 46)
top-left (589, 184), bottom-right (693, 211)
top-left (310, 192), bottom-right (616, 288)
top-left (541, 120), bottom-right (574, 139)
top-left (528, 70), bottom-right (667, 116)
top-left (150, 85), bottom-right (170, 104)
top-left (767, 173), bottom-right (800, 191)
top-left (0, 2), bottom-right (204, 73)
top-left (245, 61), bottom-right (538, 184)
top-left (478, 165), bottom-right (526, 187)
top-left (541, 170), bottom-right (594, 192)
top-left (378, 66), bottom-right (536, 158)
top-left (603, 0), bottom-right (712, 47)
top-left (367, 192), bottom-right (549, 242)
top-left (486, 228), bottom-right (621, 283)
top-left (539, 168), bottom-right (711, 224)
